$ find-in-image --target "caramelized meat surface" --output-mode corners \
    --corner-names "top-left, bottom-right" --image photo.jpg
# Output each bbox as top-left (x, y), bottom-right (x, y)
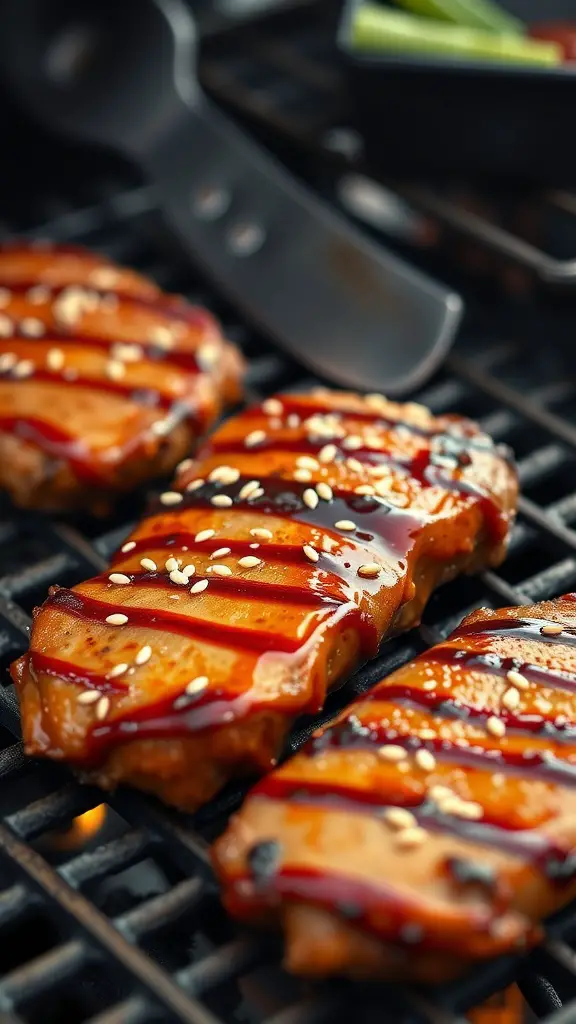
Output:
top-left (0, 242), bottom-right (243, 511)
top-left (12, 390), bottom-right (517, 812)
top-left (213, 596), bottom-right (576, 983)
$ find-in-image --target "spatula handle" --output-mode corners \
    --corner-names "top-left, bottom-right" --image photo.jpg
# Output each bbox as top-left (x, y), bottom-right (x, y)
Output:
top-left (144, 97), bottom-right (461, 395)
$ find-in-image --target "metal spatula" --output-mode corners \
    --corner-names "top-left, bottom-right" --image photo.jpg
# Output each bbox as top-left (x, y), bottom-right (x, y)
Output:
top-left (0, 0), bottom-right (462, 395)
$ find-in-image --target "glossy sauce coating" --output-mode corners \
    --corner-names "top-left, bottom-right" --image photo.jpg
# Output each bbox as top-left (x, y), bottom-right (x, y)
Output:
top-left (0, 241), bottom-right (243, 510)
top-left (213, 596), bottom-right (576, 983)
top-left (12, 389), bottom-right (517, 812)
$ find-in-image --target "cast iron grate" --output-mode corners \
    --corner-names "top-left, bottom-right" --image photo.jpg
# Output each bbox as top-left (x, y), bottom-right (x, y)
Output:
top-left (0, 25), bottom-right (575, 1024)
top-left (0, 182), bottom-right (574, 1024)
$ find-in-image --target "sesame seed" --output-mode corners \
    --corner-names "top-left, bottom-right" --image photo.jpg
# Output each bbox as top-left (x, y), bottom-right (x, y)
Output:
top-left (318, 444), bottom-right (338, 464)
top-left (13, 359), bottom-right (34, 378)
top-left (160, 491), bottom-right (183, 506)
top-left (177, 458), bottom-right (193, 474)
top-left (197, 342), bottom-right (219, 368)
top-left (343, 435), bottom-right (362, 450)
top-left (419, 729), bottom-right (437, 740)
top-left (186, 478), bottom-right (204, 492)
top-left (0, 315), bottom-right (13, 337)
top-left (150, 325), bottom-right (174, 348)
top-left (287, 413), bottom-right (300, 428)
top-left (486, 715), bottom-right (506, 738)
top-left (335, 519), bottom-right (356, 531)
top-left (357, 563), bottom-right (382, 579)
top-left (78, 690), bottom-right (101, 705)
top-left (378, 745), bottom-right (407, 762)
top-left (210, 564), bottom-right (232, 576)
top-left (297, 456), bottom-right (320, 471)
top-left (303, 488), bottom-right (319, 510)
top-left (182, 564), bottom-right (196, 578)
top-left (263, 398), bottom-right (283, 416)
top-left (109, 573), bottom-right (131, 585)
top-left (502, 687), bottom-right (520, 711)
top-left (211, 547), bottom-right (232, 559)
top-left (0, 352), bottom-right (17, 371)
top-left (250, 528), bottom-right (273, 540)
top-left (140, 558), bottom-right (157, 572)
top-left (396, 827), bottom-right (426, 849)
top-left (108, 663), bottom-right (128, 679)
top-left (346, 457), bottom-right (363, 472)
top-left (90, 266), bottom-right (121, 289)
top-left (46, 348), bottom-right (64, 371)
top-left (106, 613), bottom-right (128, 626)
top-left (105, 359), bottom-right (126, 381)
top-left (429, 785), bottom-right (453, 803)
top-left (541, 623), bottom-right (563, 636)
top-left (20, 317), bottom-right (45, 337)
top-left (506, 670), bottom-right (529, 690)
top-left (121, 541), bottom-right (136, 553)
top-left (423, 680), bottom-right (436, 691)
top-left (211, 494), bottom-right (233, 508)
top-left (355, 485), bottom-right (375, 496)
top-left (239, 480), bottom-right (260, 500)
top-left (250, 543), bottom-right (260, 549)
top-left (170, 569), bottom-right (189, 585)
top-left (165, 557), bottom-right (180, 571)
top-left (248, 487), bottom-right (265, 501)
top-left (191, 579), bottom-right (209, 594)
top-left (535, 697), bottom-right (552, 714)
top-left (95, 696), bottom-right (111, 720)
top-left (238, 556), bottom-right (261, 569)
top-left (173, 694), bottom-right (192, 710)
top-left (186, 675), bottom-right (209, 696)
top-left (151, 419), bottom-right (170, 437)
top-left (455, 800), bottom-right (483, 821)
top-left (209, 465), bottom-right (240, 485)
top-left (384, 807), bottom-right (416, 830)
top-left (303, 544), bottom-right (319, 563)
top-left (112, 342), bottom-right (142, 362)
top-left (245, 429), bottom-right (266, 448)
top-left (294, 469), bottom-right (312, 483)
top-left (195, 529), bottom-right (215, 543)
top-left (316, 482), bottom-right (333, 501)
top-left (415, 749), bottom-right (436, 772)
top-left (135, 645), bottom-right (152, 666)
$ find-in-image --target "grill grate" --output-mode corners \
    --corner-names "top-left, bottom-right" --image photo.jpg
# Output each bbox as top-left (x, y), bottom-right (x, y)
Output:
top-left (0, 18), bottom-right (576, 1024)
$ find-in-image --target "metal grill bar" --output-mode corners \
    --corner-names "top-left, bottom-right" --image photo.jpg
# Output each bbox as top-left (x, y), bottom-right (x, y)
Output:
top-left (0, 43), bottom-right (575, 1018)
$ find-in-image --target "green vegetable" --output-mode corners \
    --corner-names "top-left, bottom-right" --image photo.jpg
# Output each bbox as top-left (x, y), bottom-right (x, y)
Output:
top-left (393, 0), bottom-right (524, 37)
top-left (352, 5), bottom-right (562, 65)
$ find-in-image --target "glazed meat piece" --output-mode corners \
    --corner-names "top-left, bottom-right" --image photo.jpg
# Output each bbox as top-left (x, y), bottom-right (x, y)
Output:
top-left (0, 241), bottom-right (243, 510)
top-left (12, 389), bottom-right (517, 811)
top-left (213, 596), bottom-right (576, 983)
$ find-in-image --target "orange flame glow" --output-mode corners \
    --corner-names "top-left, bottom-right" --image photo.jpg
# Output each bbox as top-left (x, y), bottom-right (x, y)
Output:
top-left (49, 804), bottom-right (107, 851)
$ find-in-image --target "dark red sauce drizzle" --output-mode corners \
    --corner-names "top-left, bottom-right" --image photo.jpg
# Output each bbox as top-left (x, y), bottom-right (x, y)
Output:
top-left (229, 864), bottom-right (497, 949)
top-left (144, 474), bottom-right (425, 564)
top-left (0, 279), bottom-right (212, 330)
top-left (202, 430), bottom-right (508, 546)
top-left (252, 775), bottom-right (574, 876)
top-left (110, 533), bottom-right (314, 567)
top-left (2, 325), bottom-right (201, 374)
top-left (262, 611), bottom-right (576, 892)
top-left (3, 366), bottom-right (176, 410)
